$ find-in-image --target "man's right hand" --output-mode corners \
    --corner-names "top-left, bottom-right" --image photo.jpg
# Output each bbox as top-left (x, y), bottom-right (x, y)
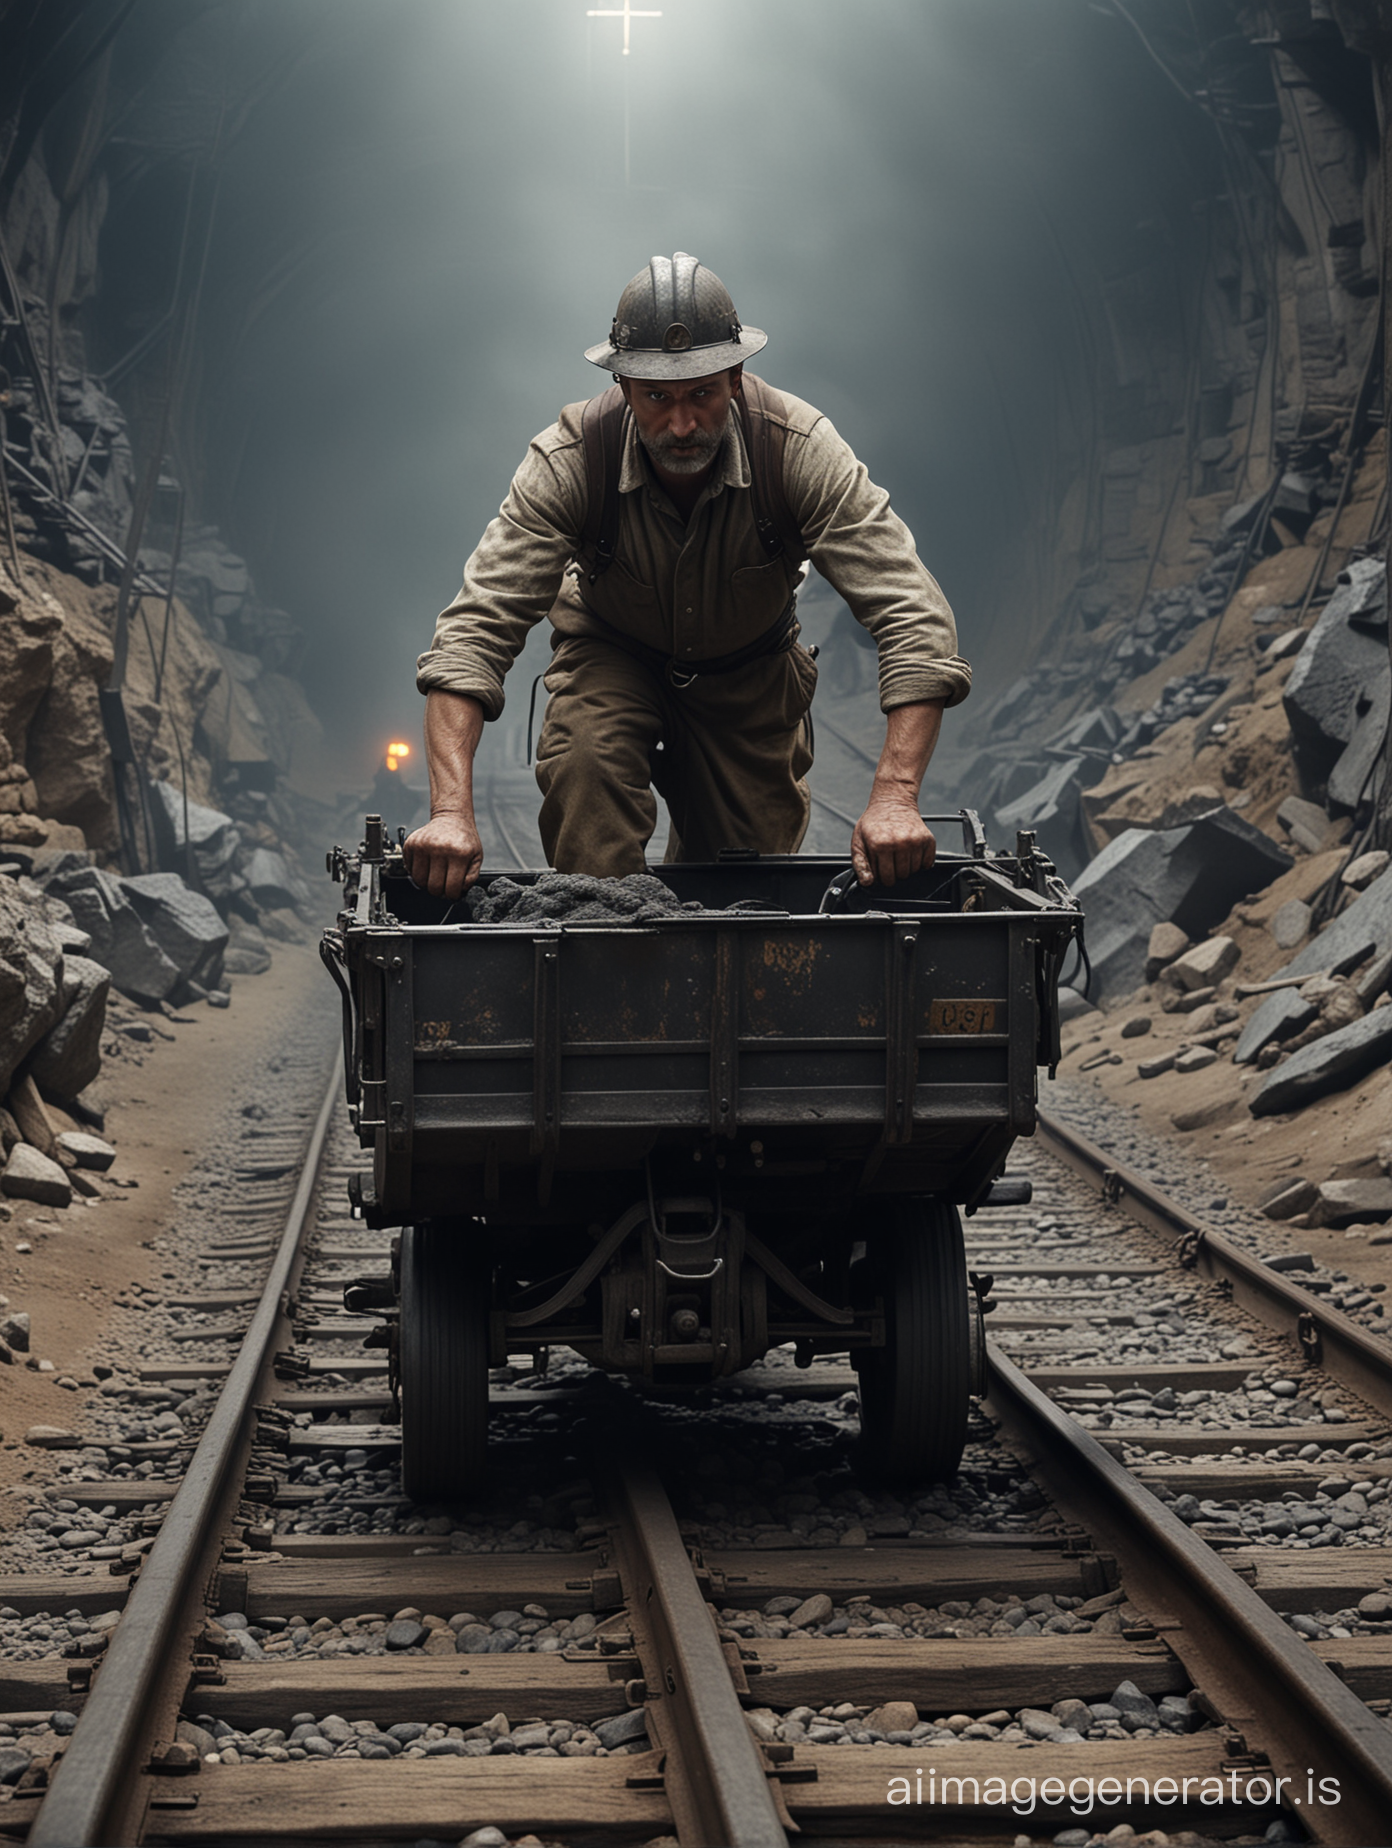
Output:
top-left (402, 810), bottom-right (483, 900)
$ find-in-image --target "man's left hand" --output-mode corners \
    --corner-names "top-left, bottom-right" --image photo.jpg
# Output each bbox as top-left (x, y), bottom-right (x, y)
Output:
top-left (851, 797), bottom-right (937, 887)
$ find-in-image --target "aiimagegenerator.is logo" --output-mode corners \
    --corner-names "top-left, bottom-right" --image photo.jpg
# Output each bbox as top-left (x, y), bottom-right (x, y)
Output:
top-left (886, 1765), bottom-right (1342, 1818)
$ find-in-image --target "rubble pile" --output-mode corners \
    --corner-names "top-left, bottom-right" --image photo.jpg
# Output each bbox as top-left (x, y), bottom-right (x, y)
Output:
top-left (1017, 502), bottom-right (1390, 1218)
top-left (1, 359), bottom-right (326, 1220)
top-left (0, 868), bottom-right (117, 1220)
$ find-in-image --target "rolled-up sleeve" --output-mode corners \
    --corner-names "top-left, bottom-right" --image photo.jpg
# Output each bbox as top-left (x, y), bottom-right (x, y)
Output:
top-left (415, 432), bottom-right (584, 720)
top-left (783, 416), bottom-right (971, 712)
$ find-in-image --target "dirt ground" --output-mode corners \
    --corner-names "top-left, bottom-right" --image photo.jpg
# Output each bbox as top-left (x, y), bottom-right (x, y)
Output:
top-left (0, 941), bottom-right (328, 1522)
top-left (1057, 969), bottom-right (1392, 1294)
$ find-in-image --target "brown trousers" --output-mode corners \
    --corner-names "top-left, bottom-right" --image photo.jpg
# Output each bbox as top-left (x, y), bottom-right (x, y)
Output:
top-left (535, 633), bottom-right (818, 875)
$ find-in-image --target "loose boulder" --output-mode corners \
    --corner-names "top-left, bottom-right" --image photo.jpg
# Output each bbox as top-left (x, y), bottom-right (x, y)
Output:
top-left (1261, 1178), bottom-right (1318, 1220)
top-left (1249, 1006), bottom-right (1392, 1117)
top-left (1310, 1179), bottom-right (1392, 1228)
top-left (1235, 867), bottom-right (1392, 1063)
top-left (224, 916), bottom-right (271, 976)
top-left (1345, 852), bottom-right (1391, 891)
top-left (242, 847), bottom-right (305, 912)
top-left (995, 756), bottom-right (1091, 882)
top-left (1145, 922), bottom-right (1189, 980)
top-left (1284, 558), bottom-right (1390, 774)
top-left (148, 783), bottom-right (243, 900)
top-left (25, 954), bottom-right (110, 1098)
top-left (1276, 795), bottom-right (1332, 855)
top-left (1270, 899), bottom-right (1312, 950)
top-left (1163, 935), bottom-right (1239, 993)
top-left (45, 867), bottom-right (181, 1002)
top-left (1328, 665), bottom-right (1391, 814)
top-left (1, 1142), bottom-right (72, 1206)
top-left (121, 874), bottom-right (227, 992)
top-left (1070, 808), bottom-right (1291, 1001)
top-left (0, 880), bottom-right (64, 1094)
top-left (56, 1130), bottom-right (115, 1172)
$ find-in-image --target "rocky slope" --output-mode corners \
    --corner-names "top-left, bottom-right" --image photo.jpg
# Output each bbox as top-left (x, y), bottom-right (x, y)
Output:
top-left (1, 29), bottom-right (336, 1232)
top-left (925, 3), bottom-right (1392, 1232)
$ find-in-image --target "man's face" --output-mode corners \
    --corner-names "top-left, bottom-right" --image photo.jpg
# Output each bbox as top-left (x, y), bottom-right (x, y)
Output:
top-left (620, 368), bottom-right (742, 477)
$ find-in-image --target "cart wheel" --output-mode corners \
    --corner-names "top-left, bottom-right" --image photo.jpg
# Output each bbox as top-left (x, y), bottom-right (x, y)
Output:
top-left (855, 1197), bottom-right (970, 1485)
top-left (399, 1221), bottom-right (490, 1502)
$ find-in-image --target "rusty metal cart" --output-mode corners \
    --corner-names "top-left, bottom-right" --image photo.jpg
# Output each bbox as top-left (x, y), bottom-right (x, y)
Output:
top-left (322, 813), bottom-right (1082, 1501)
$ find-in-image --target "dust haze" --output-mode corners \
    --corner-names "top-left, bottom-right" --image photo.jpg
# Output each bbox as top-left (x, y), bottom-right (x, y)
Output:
top-left (108, 0), bottom-right (1209, 778)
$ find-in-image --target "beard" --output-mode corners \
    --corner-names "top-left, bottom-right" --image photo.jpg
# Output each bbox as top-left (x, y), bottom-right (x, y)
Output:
top-left (639, 410), bottom-right (731, 476)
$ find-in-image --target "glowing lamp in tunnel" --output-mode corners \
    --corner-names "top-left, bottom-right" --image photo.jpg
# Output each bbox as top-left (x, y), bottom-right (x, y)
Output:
top-left (385, 741), bottom-right (412, 773)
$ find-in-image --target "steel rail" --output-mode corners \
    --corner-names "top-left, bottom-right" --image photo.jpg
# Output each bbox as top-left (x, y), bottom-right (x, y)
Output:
top-left (28, 1057), bottom-right (342, 1848)
top-left (1036, 1105), bottom-right (1392, 1422)
top-left (607, 1465), bottom-right (789, 1848)
top-left (985, 1340), bottom-right (1392, 1845)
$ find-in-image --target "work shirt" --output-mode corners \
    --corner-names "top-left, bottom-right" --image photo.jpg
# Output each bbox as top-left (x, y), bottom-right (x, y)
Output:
top-left (417, 379), bottom-right (971, 720)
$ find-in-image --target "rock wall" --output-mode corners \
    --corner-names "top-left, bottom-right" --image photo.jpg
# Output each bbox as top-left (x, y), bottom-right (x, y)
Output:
top-left (0, 16), bottom-right (335, 1204)
top-left (958, 1), bottom-right (1389, 776)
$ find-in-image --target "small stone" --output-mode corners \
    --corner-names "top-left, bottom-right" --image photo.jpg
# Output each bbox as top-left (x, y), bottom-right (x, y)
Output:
top-left (459, 1831), bottom-right (509, 1847)
top-left (1173, 1046), bottom-right (1218, 1073)
top-left (864, 1701), bottom-right (918, 1734)
top-left (24, 1425), bottom-right (79, 1448)
top-left (1164, 984), bottom-right (1218, 1014)
top-left (1342, 851), bottom-right (1390, 891)
top-left (54, 1132), bottom-right (116, 1173)
top-left (786, 1594), bottom-right (833, 1629)
top-left (1051, 1697), bottom-right (1091, 1731)
top-left (1270, 899), bottom-right (1313, 950)
top-left (1262, 1181), bottom-right (1318, 1221)
top-left (0, 1746), bottom-right (31, 1785)
top-left (1120, 1015), bottom-right (1152, 1039)
top-left (0, 1312), bottom-right (29, 1352)
top-left (1110, 1679), bottom-right (1161, 1729)
top-left (1278, 794), bottom-right (1331, 854)
top-left (384, 1619), bottom-right (428, 1651)
top-left (1267, 626), bottom-right (1307, 661)
top-left (593, 1709), bottom-right (649, 1749)
top-left (1165, 936), bottom-right (1240, 993)
top-left (1145, 923), bottom-right (1190, 982)
top-left (1137, 1053), bottom-right (1175, 1079)
top-left (839, 1525), bottom-right (868, 1547)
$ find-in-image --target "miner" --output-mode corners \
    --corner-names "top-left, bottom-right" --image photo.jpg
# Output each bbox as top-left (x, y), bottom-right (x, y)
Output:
top-left (405, 252), bottom-right (971, 897)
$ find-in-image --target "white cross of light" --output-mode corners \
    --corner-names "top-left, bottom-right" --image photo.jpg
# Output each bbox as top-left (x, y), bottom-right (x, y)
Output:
top-left (586, 0), bottom-right (661, 55)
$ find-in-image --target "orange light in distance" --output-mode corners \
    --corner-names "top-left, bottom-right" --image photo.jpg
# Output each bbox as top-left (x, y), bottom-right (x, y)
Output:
top-left (385, 740), bottom-right (412, 773)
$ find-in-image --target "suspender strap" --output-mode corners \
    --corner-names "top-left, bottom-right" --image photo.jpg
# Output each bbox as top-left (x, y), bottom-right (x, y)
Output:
top-left (578, 382), bottom-right (628, 585)
top-left (736, 374), bottom-right (806, 566)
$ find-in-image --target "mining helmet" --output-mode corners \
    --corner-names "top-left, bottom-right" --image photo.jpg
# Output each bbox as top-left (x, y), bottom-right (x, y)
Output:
top-left (584, 251), bottom-right (767, 381)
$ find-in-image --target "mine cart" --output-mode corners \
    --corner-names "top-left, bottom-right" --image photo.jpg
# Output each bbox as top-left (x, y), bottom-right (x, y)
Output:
top-left (321, 814), bottom-right (1082, 1501)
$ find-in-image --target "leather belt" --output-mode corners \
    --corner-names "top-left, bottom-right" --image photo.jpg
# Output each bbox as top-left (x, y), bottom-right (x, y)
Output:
top-left (587, 601), bottom-right (798, 689)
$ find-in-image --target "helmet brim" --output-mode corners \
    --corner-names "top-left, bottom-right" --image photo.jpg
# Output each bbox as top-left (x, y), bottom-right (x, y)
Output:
top-left (583, 327), bottom-right (768, 381)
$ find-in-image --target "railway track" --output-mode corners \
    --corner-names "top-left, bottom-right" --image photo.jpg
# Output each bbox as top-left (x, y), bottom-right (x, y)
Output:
top-left (5, 1071), bottom-right (1392, 1842)
top-left (480, 777), bottom-right (532, 874)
